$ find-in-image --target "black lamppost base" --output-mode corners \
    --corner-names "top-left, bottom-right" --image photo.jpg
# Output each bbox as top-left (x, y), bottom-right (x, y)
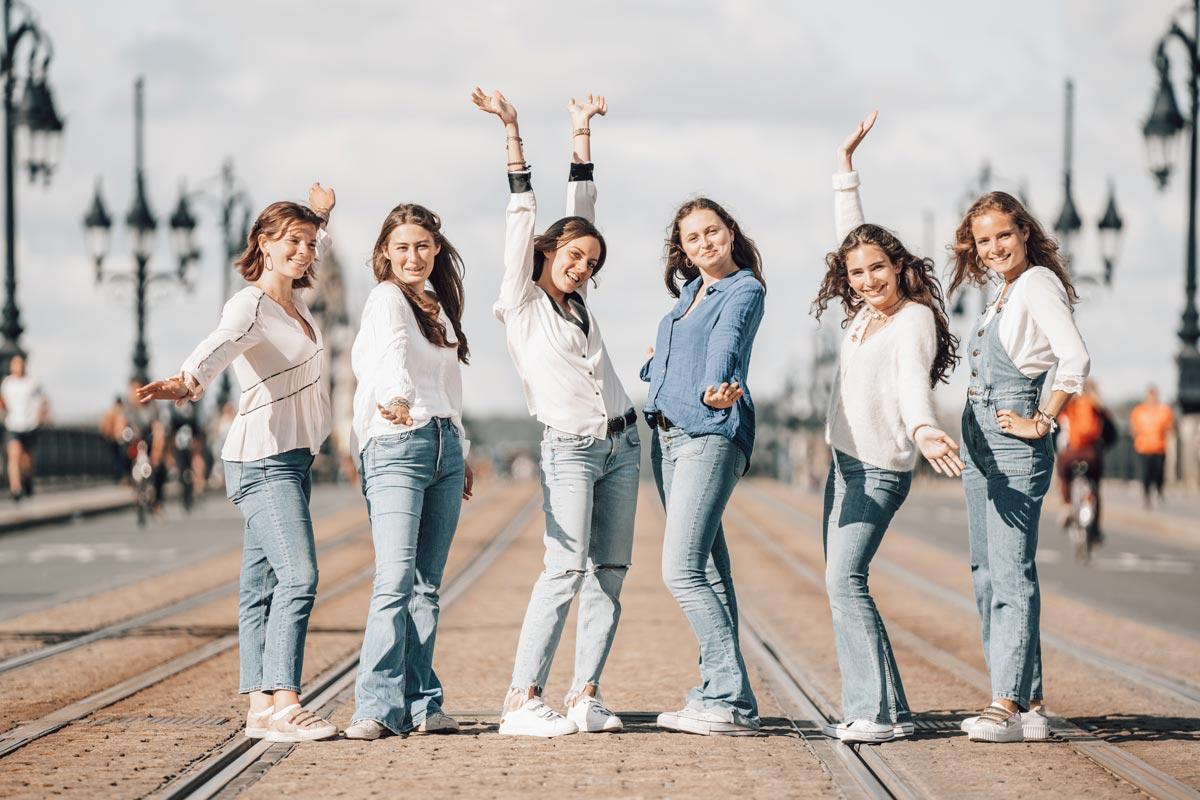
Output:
top-left (1178, 345), bottom-right (1200, 413)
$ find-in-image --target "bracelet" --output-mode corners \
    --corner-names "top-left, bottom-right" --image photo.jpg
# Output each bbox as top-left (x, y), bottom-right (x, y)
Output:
top-left (506, 135), bottom-right (522, 144)
top-left (1035, 409), bottom-right (1058, 434)
top-left (506, 160), bottom-right (527, 167)
top-left (573, 128), bottom-right (591, 137)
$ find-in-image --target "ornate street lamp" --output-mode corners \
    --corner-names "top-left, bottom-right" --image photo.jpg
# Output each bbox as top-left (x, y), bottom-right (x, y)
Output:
top-left (1142, 0), bottom-right (1200, 414)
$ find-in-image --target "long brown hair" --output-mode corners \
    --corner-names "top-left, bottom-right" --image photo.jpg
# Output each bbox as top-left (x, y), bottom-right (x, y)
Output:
top-left (814, 223), bottom-right (960, 387)
top-left (234, 201), bottom-right (325, 289)
top-left (532, 216), bottom-right (606, 282)
top-left (370, 203), bottom-right (470, 364)
top-left (950, 191), bottom-right (1078, 305)
top-left (663, 198), bottom-right (765, 298)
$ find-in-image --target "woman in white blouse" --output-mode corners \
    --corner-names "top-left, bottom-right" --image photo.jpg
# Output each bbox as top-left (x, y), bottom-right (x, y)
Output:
top-left (950, 168), bottom-right (1090, 743)
top-left (341, 203), bottom-right (473, 741)
top-left (137, 185), bottom-right (338, 743)
top-left (816, 113), bottom-right (963, 743)
top-left (471, 88), bottom-right (639, 738)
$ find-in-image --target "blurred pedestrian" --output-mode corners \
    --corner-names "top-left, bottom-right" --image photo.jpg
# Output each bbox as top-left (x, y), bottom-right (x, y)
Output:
top-left (0, 354), bottom-right (49, 501)
top-left (1056, 379), bottom-right (1115, 543)
top-left (137, 184), bottom-right (338, 743)
top-left (98, 395), bottom-right (127, 483)
top-left (950, 188), bottom-right (1090, 743)
top-left (813, 113), bottom-right (964, 744)
top-left (1130, 384), bottom-right (1174, 508)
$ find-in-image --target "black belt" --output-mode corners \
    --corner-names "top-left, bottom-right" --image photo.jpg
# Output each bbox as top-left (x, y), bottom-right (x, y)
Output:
top-left (606, 408), bottom-right (637, 436)
top-left (654, 413), bottom-right (675, 432)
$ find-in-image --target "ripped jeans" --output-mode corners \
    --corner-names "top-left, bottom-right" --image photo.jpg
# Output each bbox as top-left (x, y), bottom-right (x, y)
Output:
top-left (508, 423), bottom-right (640, 703)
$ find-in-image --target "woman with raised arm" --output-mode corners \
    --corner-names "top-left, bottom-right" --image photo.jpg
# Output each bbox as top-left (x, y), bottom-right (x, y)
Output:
top-left (341, 204), bottom-right (475, 741)
top-left (471, 88), bottom-right (639, 738)
top-left (815, 112), bottom-right (963, 744)
top-left (137, 185), bottom-right (338, 743)
top-left (640, 194), bottom-right (766, 736)
top-left (952, 177), bottom-right (1089, 744)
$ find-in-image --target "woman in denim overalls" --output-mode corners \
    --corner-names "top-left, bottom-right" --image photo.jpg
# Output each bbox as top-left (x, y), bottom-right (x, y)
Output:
top-left (950, 191), bottom-right (1090, 743)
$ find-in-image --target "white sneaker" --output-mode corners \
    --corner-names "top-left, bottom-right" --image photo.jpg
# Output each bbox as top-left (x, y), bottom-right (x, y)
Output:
top-left (960, 707), bottom-right (1049, 740)
top-left (265, 704), bottom-right (338, 742)
top-left (344, 719), bottom-right (388, 740)
top-left (244, 707), bottom-right (272, 739)
top-left (567, 695), bottom-right (623, 733)
top-left (656, 705), bottom-right (760, 736)
top-left (499, 699), bottom-right (578, 738)
top-left (892, 720), bottom-right (915, 739)
top-left (829, 719), bottom-right (895, 743)
top-left (967, 704), bottom-right (1024, 743)
top-left (416, 711), bottom-right (460, 734)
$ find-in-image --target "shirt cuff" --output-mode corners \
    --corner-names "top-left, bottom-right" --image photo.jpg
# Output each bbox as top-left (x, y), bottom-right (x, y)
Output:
top-left (569, 162), bottom-right (594, 181)
top-left (832, 171), bottom-right (861, 190)
top-left (508, 170), bottom-right (532, 193)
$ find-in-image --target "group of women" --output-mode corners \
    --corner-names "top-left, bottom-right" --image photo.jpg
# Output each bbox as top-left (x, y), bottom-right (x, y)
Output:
top-left (137, 98), bottom-right (1088, 746)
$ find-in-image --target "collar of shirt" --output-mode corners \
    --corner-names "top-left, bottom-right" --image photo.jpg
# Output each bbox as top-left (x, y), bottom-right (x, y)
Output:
top-left (672, 268), bottom-right (754, 318)
top-left (541, 288), bottom-right (590, 336)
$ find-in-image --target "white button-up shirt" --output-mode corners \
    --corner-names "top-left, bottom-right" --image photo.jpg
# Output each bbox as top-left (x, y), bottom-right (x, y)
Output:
top-left (494, 168), bottom-right (632, 439)
top-left (350, 281), bottom-right (468, 455)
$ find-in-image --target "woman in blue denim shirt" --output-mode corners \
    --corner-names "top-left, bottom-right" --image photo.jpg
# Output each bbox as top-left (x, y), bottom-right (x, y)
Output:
top-left (641, 198), bottom-right (765, 735)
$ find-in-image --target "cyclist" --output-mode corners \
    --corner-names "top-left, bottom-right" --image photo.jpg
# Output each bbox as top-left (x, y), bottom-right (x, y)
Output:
top-left (1055, 379), bottom-right (1115, 545)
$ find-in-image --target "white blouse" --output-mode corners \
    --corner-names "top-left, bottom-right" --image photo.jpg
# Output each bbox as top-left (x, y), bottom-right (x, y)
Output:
top-left (181, 286), bottom-right (331, 462)
top-left (494, 167), bottom-right (632, 439)
top-left (350, 281), bottom-right (468, 455)
top-left (833, 170), bottom-right (1089, 394)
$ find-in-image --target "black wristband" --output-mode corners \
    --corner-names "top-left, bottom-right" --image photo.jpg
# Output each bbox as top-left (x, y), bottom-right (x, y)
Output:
top-left (507, 170), bottom-right (532, 193)
top-left (568, 162), bottom-right (594, 182)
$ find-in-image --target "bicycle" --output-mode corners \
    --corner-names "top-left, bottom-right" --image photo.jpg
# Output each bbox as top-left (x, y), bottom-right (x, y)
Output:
top-left (1063, 459), bottom-right (1100, 563)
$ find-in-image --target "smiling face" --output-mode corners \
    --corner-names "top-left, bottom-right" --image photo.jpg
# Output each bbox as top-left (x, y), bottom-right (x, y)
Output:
top-left (259, 221), bottom-right (319, 282)
top-left (545, 235), bottom-right (601, 295)
top-left (677, 208), bottom-right (734, 273)
top-left (385, 223), bottom-right (441, 288)
top-left (971, 210), bottom-right (1029, 280)
top-left (845, 243), bottom-right (901, 311)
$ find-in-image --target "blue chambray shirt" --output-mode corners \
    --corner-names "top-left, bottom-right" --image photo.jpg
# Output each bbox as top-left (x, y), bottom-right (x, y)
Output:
top-left (640, 268), bottom-right (765, 470)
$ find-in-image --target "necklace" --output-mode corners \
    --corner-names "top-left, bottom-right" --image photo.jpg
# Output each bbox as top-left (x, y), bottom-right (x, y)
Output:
top-left (851, 298), bottom-right (905, 342)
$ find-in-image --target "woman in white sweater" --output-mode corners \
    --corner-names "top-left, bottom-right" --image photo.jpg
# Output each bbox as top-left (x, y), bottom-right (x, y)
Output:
top-left (137, 185), bottom-right (338, 743)
top-left (814, 113), bottom-right (964, 744)
top-left (342, 203), bottom-right (474, 741)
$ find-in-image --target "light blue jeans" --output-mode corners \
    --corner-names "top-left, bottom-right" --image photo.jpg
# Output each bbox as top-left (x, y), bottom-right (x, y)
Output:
top-left (962, 396), bottom-right (1054, 708)
top-left (353, 419), bottom-right (464, 734)
top-left (509, 424), bottom-right (640, 700)
top-left (224, 448), bottom-right (317, 694)
top-left (653, 426), bottom-right (758, 722)
top-left (823, 449), bottom-right (912, 724)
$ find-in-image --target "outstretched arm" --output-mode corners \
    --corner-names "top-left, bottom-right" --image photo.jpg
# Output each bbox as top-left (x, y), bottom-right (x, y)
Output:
top-left (565, 93), bottom-right (606, 225)
top-left (833, 111), bottom-right (875, 243)
top-left (471, 87), bottom-right (527, 173)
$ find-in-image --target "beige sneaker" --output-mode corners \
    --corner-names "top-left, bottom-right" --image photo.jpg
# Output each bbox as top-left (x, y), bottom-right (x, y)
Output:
top-left (245, 707), bottom-right (272, 739)
top-left (265, 704), bottom-right (337, 742)
top-left (344, 719), bottom-right (388, 740)
top-left (416, 711), bottom-right (459, 734)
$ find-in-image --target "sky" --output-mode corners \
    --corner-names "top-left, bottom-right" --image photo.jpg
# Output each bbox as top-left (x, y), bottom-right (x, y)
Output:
top-left (9, 0), bottom-right (1195, 422)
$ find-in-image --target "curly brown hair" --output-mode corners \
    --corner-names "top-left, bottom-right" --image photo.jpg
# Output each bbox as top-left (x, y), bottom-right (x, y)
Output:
top-left (949, 191), bottom-right (1078, 305)
top-left (370, 203), bottom-right (470, 365)
top-left (663, 198), bottom-right (765, 298)
top-left (813, 223), bottom-right (960, 387)
top-left (234, 202), bottom-right (326, 289)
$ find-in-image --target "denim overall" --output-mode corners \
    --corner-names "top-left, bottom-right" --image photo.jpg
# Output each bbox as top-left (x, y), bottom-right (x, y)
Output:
top-left (960, 300), bottom-right (1054, 709)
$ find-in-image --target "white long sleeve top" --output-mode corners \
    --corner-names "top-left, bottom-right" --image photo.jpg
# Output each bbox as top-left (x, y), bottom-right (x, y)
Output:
top-left (350, 281), bottom-right (469, 455)
top-left (828, 170), bottom-right (939, 471)
top-left (180, 286), bottom-right (330, 462)
top-left (493, 165), bottom-right (632, 439)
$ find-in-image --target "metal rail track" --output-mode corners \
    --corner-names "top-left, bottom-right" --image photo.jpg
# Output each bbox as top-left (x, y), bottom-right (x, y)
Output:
top-left (727, 502), bottom-right (1200, 800)
top-left (148, 495), bottom-right (540, 800)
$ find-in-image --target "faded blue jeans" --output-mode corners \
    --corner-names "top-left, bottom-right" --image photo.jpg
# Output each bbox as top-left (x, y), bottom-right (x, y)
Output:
top-left (509, 424), bottom-right (640, 701)
top-left (353, 419), bottom-right (464, 734)
top-left (653, 426), bottom-right (758, 723)
top-left (225, 448), bottom-right (317, 694)
top-left (823, 449), bottom-right (912, 724)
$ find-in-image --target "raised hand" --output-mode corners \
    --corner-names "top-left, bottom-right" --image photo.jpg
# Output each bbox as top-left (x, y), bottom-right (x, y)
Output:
top-left (136, 376), bottom-right (189, 404)
top-left (471, 87), bottom-right (518, 125)
top-left (837, 110), bottom-right (878, 173)
top-left (308, 183), bottom-right (336, 218)
top-left (567, 93), bottom-right (607, 126)
top-left (378, 400), bottom-right (413, 427)
top-left (915, 426), bottom-right (965, 477)
top-left (703, 381), bottom-right (744, 410)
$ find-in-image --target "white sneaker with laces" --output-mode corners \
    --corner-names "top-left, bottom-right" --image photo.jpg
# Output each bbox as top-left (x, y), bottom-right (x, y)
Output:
top-left (829, 719), bottom-right (895, 743)
top-left (567, 695), bottom-right (623, 733)
top-left (344, 719), bottom-right (388, 740)
top-left (656, 705), bottom-right (760, 736)
top-left (416, 711), bottom-right (459, 734)
top-left (960, 707), bottom-right (1049, 740)
top-left (967, 703), bottom-right (1024, 743)
top-left (499, 699), bottom-right (578, 738)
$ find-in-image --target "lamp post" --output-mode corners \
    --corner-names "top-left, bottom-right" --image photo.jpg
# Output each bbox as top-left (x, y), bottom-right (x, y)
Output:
top-left (82, 78), bottom-right (197, 384)
top-left (171, 157), bottom-right (253, 407)
top-left (0, 0), bottom-right (64, 372)
top-left (1054, 79), bottom-right (1124, 286)
top-left (1143, 0), bottom-right (1200, 414)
